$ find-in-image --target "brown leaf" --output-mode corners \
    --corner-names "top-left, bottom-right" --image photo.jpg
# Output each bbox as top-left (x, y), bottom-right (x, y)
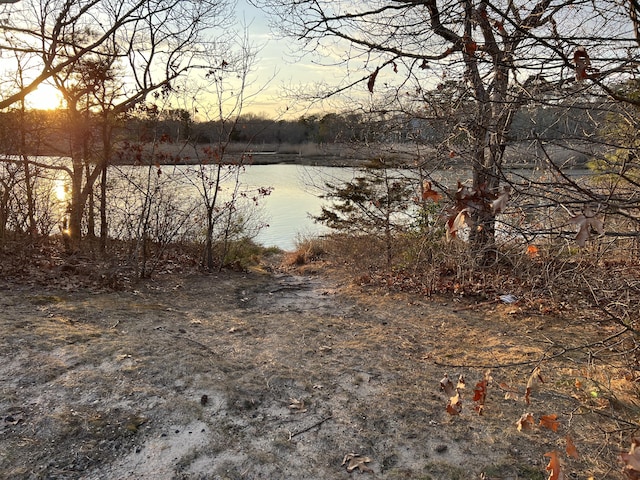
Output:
top-left (473, 371), bottom-right (491, 404)
top-left (525, 366), bottom-right (543, 405)
top-left (367, 67), bottom-right (380, 93)
top-left (544, 451), bottom-right (564, 480)
top-left (446, 209), bottom-right (470, 240)
top-left (491, 187), bottom-right (510, 213)
top-left (422, 180), bottom-right (442, 202)
top-left (440, 374), bottom-right (456, 397)
top-left (446, 393), bottom-right (462, 415)
top-left (463, 35), bottom-right (477, 55)
top-left (573, 46), bottom-right (590, 81)
top-left (288, 398), bottom-right (307, 413)
top-left (569, 208), bottom-right (604, 247)
top-left (621, 437), bottom-right (640, 479)
top-left (565, 435), bottom-right (579, 459)
top-left (539, 414), bottom-right (560, 432)
top-left (342, 453), bottom-right (373, 473)
top-left (516, 412), bottom-right (535, 431)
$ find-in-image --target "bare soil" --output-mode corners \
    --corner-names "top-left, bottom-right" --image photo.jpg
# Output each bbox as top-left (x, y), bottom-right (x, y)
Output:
top-left (1, 260), bottom-right (637, 479)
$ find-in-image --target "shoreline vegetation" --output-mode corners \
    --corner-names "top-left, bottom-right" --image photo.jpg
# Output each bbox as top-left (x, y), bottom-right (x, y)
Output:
top-left (117, 141), bottom-right (593, 169)
top-left (5, 141), bottom-right (594, 169)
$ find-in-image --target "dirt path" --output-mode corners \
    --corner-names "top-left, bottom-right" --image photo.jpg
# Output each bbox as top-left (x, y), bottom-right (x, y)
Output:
top-left (0, 268), bottom-right (633, 479)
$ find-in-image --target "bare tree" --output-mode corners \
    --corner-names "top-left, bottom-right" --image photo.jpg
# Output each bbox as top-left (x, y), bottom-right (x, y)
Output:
top-left (253, 0), bottom-right (639, 262)
top-left (1, 0), bottom-right (236, 249)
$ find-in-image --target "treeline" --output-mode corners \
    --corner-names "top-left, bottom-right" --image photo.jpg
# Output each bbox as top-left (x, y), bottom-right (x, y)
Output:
top-left (0, 102), bottom-right (603, 156)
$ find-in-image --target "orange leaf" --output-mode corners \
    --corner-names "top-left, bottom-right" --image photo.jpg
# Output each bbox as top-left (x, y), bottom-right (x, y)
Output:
top-left (516, 412), bottom-right (534, 431)
top-left (539, 414), bottom-right (560, 432)
top-left (544, 451), bottom-right (564, 480)
top-left (473, 380), bottom-right (487, 403)
top-left (527, 244), bottom-right (539, 258)
top-left (422, 181), bottom-right (442, 202)
top-left (565, 435), bottom-right (579, 459)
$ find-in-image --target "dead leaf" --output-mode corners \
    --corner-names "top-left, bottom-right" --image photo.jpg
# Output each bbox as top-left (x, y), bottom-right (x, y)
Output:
top-left (422, 180), bottom-right (442, 202)
top-left (539, 414), bottom-right (560, 432)
top-left (367, 67), bottom-right (380, 93)
top-left (565, 435), bottom-right (579, 459)
top-left (525, 366), bottom-right (543, 405)
top-left (446, 393), bottom-right (462, 415)
top-left (516, 412), bottom-right (535, 431)
top-left (463, 36), bottom-right (477, 55)
top-left (342, 453), bottom-right (373, 473)
top-left (569, 208), bottom-right (604, 247)
top-left (440, 374), bottom-right (456, 397)
top-left (446, 209), bottom-right (470, 240)
top-left (288, 398), bottom-right (307, 413)
top-left (491, 187), bottom-right (510, 213)
top-left (544, 451), bottom-right (564, 480)
top-left (3, 413), bottom-right (23, 426)
top-left (573, 46), bottom-right (590, 81)
top-left (473, 371), bottom-right (491, 415)
top-left (621, 437), bottom-right (640, 479)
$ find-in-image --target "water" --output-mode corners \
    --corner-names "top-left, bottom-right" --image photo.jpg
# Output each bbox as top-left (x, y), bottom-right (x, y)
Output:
top-left (239, 164), bottom-right (357, 250)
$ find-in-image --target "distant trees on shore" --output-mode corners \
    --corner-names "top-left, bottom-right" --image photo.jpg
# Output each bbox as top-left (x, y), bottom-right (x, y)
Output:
top-left (0, 101), bottom-right (604, 155)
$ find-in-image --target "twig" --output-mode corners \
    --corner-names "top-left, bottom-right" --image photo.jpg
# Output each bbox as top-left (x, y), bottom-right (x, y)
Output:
top-left (288, 416), bottom-right (333, 440)
top-left (587, 408), bottom-right (640, 429)
top-left (582, 273), bottom-right (639, 336)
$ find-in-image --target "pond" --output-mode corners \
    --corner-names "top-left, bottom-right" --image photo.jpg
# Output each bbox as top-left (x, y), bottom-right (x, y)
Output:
top-left (231, 164), bottom-right (358, 250)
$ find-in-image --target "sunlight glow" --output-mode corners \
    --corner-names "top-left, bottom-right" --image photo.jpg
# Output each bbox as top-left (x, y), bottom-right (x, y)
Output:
top-left (26, 83), bottom-right (63, 110)
top-left (54, 179), bottom-right (68, 202)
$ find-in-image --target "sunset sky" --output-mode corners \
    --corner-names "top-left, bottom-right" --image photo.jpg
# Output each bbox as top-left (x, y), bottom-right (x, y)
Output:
top-left (15, 1), bottom-right (348, 119)
top-left (235, 1), bottom-right (347, 119)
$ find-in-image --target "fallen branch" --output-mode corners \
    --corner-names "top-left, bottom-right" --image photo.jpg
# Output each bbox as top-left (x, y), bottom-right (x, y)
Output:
top-left (288, 415), bottom-right (333, 440)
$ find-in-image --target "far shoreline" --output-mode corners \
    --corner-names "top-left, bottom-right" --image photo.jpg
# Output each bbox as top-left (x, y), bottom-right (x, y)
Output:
top-left (2, 140), bottom-right (593, 169)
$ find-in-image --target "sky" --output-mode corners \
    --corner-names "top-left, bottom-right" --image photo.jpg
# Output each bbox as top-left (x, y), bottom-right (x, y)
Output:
top-left (8, 0), bottom-right (345, 119)
top-left (234, 1), bottom-right (343, 119)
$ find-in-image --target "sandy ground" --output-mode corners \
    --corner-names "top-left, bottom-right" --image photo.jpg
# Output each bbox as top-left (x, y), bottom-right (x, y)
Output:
top-left (1, 264), bottom-right (638, 479)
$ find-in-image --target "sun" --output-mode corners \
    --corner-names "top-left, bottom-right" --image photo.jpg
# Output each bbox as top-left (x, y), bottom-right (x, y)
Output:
top-left (26, 83), bottom-right (64, 110)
